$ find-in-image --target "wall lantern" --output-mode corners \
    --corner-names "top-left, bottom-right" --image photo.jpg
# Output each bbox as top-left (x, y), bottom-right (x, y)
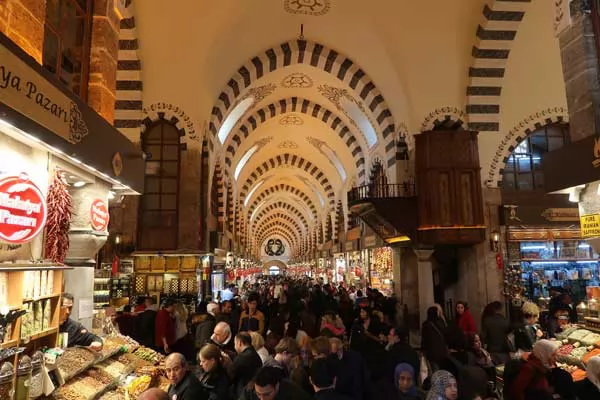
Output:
top-left (490, 230), bottom-right (500, 252)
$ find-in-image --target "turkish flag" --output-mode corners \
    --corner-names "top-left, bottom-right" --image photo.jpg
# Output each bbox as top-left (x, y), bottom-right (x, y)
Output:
top-left (112, 255), bottom-right (119, 276)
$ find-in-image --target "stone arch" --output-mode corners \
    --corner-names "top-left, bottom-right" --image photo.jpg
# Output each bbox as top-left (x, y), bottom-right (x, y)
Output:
top-left (256, 219), bottom-right (303, 246)
top-left (254, 212), bottom-right (305, 239)
top-left (247, 183), bottom-right (318, 221)
top-left (252, 202), bottom-right (309, 230)
top-left (486, 107), bottom-right (569, 187)
top-left (263, 260), bottom-right (287, 272)
top-left (466, 1), bottom-right (532, 133)
top-left (420, 106), bottom-right (467, 132)
top-left (210, 161), bottom-right (224, 231)
top-left (209, 39), bottom-right (395, 145)
top-left (114, 0), bottom-right (144, 142)
top-left (140, 103), bottom-right (200, 146)
top-left (240, 153), bottom-right (336, 209)
top-left (224, 97), bottom-right (367, 181)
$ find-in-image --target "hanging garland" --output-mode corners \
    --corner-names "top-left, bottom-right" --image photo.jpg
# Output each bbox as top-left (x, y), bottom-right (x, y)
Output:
top-left (45, 171), bottom-right (73, 263)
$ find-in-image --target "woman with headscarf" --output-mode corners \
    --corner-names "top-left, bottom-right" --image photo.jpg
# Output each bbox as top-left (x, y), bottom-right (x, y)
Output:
top-left (425, 370), bottom-right (457, 400)
top-left (576, 355), bottom-right (600, 399)
top-left (421, 306), bottom-right (448, 370)
top-left (509, 339), bottom-right (560, 400)
top-left (395, 363), bottom-right (421, 400)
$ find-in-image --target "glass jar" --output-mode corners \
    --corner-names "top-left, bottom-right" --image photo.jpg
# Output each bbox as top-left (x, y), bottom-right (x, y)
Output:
top-left (0, 361), bottom-right (14, 400)
top-left (28, 352), bottom-right (43, 399)
top-left (15, 356), bottom-right (31, 400)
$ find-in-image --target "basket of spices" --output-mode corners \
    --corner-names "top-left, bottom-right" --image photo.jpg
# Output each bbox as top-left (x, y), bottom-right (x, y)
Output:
top-left (28, 352), bottom-right (44, 399)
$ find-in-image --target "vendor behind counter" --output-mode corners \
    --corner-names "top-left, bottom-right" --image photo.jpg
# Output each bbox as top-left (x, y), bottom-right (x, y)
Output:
top-left (59, 293), bottom-right (103, 351)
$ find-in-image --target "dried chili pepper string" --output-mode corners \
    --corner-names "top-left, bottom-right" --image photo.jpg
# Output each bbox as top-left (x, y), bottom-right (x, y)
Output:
top-left (44, 171), bottom-right (73, 264)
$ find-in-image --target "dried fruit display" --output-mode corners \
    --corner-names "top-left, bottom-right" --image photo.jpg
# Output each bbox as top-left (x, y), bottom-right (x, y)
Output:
top-left (99, 360), bottom-right (127, 378)
top-left (44, 171), bottom-right (73, 263)
top-left (98, 390), bottom-right (126, 400)
top-left (127, 375), bottom-right (152, 398)
top-left (85, 367), bottom-right (115, 386)
top-left (133, 347), bottom-right (163, 364)
top-left (115, 353), bottom-right (139, 366)
top-left (57, 347), bottom-right (97, 380)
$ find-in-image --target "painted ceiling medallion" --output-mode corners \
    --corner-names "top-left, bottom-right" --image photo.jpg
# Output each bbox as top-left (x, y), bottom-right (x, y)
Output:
top-left (255, 136), bottom-right (274, 148)
top-left (281, 72), bottom-right (314, 89)
top-left (242, 83), bottom-right (278, 103)
top-left (278, 140), bottom-right (299, 149)
top-left (265, 238), bottom-right (285, 256)
top-left (279, 114), bottom-right (304, 126)
top-left (284, 0), bottom-right (331, 16)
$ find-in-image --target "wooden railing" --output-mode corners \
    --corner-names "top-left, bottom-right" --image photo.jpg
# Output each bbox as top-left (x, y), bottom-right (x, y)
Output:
top-left (347, 182), bottom-right (416, 203)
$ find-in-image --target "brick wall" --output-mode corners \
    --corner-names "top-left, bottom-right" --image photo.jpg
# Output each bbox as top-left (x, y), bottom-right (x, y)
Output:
top-left (0, 0), bottom-right (46, 63)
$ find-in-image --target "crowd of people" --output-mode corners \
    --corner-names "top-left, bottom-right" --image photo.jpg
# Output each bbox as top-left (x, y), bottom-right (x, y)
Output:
top-left (114, 277), bottom-right (600, 400)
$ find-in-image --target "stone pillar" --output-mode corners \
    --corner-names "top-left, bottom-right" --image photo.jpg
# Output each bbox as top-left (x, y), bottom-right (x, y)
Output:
top-left (414, 248), bottom-right (435, 326)
top-left (88, 0), bottom-right (121, 123)
top-left (0, 0), bottom-right (46, 63)
top-left (557, 0), bottom-right (600, 141)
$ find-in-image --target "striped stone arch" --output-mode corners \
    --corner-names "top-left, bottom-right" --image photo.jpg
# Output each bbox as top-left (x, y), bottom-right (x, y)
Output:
top-left (224, 97), bottom-right (367, 181)
top-left (252, 202), bottom-right (309, 231)
top-left (420, 107), bottom-right (467, 132)
top-left (209, 39), bottom-right (395, 145)
top-left (258, 226), bottom-right (298, 250)
top-left (247, 184), bottom-right (318, 221)
top-left (140, 103), bottom-right (200, 146)
top-left (254, 213), bottom-right (305, 239)
top-left (486, 107), bottom-right (569, 187)
top-left (256, 220), bottom-right (303, 246)
top-left (240, 153), bottom-right (336, 209)
top-left (114, 0), bottom-right (143, 141)
top-left (466, 0), bottom-right (532, 133)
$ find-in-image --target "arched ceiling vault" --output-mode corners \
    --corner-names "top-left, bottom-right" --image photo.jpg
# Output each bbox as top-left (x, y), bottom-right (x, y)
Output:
top-left (257, 228), bottom-right (297, 253)
top-left (254, 212), bottom-right (305, 237)
top-left (251, 201), bottom-right (310, 231)
top-left (255, 219), bottom-right (303, 246)
top-left (247, 183), bottom-right (319, 221)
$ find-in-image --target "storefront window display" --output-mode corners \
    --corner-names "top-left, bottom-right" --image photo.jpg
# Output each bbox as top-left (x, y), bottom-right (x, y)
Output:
top-left (334, 254), bottom-right (346, 284)
top-left (370, 246), bottom-right (393, 296)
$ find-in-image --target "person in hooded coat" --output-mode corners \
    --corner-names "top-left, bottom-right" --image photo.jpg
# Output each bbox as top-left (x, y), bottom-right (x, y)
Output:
top-left (421, 307), bottom-right (448, 370)
top-left (576, 355), bottom-right (600, 400)
top-left (510, 339), bottom-right (560, 400)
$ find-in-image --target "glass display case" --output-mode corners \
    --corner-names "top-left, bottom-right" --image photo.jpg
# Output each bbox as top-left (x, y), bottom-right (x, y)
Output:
top-left (518, 240), bottom-right (600, 307)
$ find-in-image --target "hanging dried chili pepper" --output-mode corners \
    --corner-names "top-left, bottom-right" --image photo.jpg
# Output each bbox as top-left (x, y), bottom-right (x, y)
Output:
top-left (44, 171), bottom-right (73, 263)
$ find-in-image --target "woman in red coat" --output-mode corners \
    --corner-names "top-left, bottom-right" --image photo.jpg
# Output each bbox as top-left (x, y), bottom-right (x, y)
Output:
top-left (509, 339), bottom-right (560, 400)
top-left (455, 301), bottom-right (477, 335)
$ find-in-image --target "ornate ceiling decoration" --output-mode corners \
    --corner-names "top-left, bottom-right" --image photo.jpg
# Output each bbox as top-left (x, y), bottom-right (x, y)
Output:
top-left (279, 114), bottom-right (304, 126)
top-left (255, 136), bottom-right (274, 148)
top-left (278, 140), bottom-right (299, 149)
top-left (281, 72), bottom-right (314, 89)
top-left (264, 238), bottom-right (286, 256)
top-left (241, 83), bottom-right (278, 103)
top-left (283, 0), bottom-right (331, 16)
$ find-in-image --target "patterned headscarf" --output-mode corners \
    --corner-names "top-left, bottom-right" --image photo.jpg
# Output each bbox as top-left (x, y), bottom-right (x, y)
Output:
top-left (587, 355), bottom-right (600, 390)
top-left (425, 370), bottom-right (456, 400)
top-left (394, 363), bottom-right (417, 396)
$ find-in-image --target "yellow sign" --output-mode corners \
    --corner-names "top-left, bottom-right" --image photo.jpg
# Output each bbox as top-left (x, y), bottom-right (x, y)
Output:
top-left (581, 214), bottom-right (600, 238)
top-left (0, 43), bottom-right (88, 144)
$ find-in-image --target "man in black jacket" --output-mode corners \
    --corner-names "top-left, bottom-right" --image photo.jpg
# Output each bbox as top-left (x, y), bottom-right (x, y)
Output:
top-left (196, 302), bottom-right (219, 349)
top-left (165, 353), bottom-right (207, 400)
top-left (310, 358), bottom-right (352, 400)
top-left (329, 338), bottom-right (370, 400)
top-left (59, 293), bottom-right (103, 350)
top-left (229, 332), bottom-right (263, 398)
top-left (136, 297), bottom-right (158, 349)
top-left (251, 366), bottom-right (312, 400)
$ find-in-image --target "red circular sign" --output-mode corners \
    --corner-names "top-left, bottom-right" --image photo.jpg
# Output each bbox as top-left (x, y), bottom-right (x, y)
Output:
top-left (0, 174), bottom-right (47, 244)
top-left (90, 199), bottom-right (109, 231)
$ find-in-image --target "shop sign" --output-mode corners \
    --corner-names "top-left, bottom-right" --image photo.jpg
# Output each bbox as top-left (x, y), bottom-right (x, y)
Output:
top-left (90, 199), bottom-right (109, 231)
top-left (581, 214), bottom-right (600, 238)
top-left (0, 174), bottom-right (47, 244)
top-left (345, 241), bottom-right (354, 251)
top-left (0, 43), bottom-right (89, 144)
top-left (364, 236), bottom-right (377, 248)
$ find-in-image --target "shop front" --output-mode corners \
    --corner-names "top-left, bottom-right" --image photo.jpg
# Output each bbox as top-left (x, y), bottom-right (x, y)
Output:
top-left (362, 235), bottom-right (394, 296)
top-left (0, 31), bottom-right (145, 398)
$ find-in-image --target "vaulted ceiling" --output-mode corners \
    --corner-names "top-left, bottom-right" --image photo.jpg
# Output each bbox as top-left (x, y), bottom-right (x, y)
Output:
top-left (132, 0), bottom-right (568, 258)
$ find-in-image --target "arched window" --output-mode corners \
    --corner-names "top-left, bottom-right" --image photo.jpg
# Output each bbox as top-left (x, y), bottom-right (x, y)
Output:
top-left (138, 121), bottom-right (181, 250)
top-left (502, 124), bottom-right (570, 191)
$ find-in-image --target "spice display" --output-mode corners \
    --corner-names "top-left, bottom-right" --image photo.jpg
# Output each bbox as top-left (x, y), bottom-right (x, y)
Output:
top-left (15, 355), bottom-right (32, 400)
top-left (85, 367), bottom-right (114, 386)
top-left (127, 375), bottom-right (152, 398)
top-left (568, 329), bottom-right (592, 341)
top-left (45, 171), bottom-right (73, 263)
top-left (133, 347), bottom-right (163, 364)
top-left (98, 390), bottom-right (126, 400)
top-left (570, 346), bottom-right (590, 360)
top-left (32, 301), bottom-right (42, 334)
top-left (0, 361), bottom-right (14, 400)
top-left (581, 332), bottom-right (600, 346)
top-left (20, 303), bottom-right (33, 340)
top-left (98, 360), bottom-right (127, 378)
top-left (57, 347), bottom-right (97, 380)
top-left (28, 352), bottom-right (44, 399)
top-left (115, 353), bottom-right (139, 366)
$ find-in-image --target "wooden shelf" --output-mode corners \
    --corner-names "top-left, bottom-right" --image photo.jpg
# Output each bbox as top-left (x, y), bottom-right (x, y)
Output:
top-left (0, 264), bottom-right (72, 272)
top-left (0, 338), bottom-right (18, 349)
top-left (22, 293), bottom-right (61, 303)
top-left (20, 326), bottom-right (58, 343)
